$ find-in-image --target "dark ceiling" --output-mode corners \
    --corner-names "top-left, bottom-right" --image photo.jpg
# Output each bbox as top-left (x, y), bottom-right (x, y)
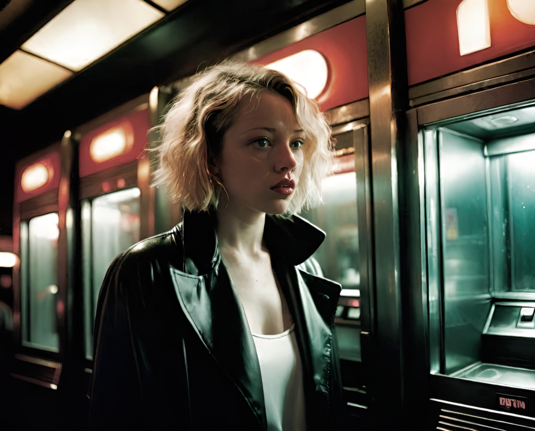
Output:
top-left (0, 0), bottom-right (350, 236)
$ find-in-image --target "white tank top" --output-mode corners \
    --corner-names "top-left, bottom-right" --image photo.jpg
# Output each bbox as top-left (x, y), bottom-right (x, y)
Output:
top-left (252, 323), bottom-right (307, 431)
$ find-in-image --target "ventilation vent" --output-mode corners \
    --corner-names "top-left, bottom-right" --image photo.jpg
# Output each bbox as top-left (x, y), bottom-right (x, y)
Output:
top-left (430, 399), bottom-right (535, 431)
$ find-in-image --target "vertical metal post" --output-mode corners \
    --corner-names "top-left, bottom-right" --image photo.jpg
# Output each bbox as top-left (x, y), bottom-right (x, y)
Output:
top-left (57, 130), bottom-right (84, 428)
top-left (366, 0), bottom-right (408, 425)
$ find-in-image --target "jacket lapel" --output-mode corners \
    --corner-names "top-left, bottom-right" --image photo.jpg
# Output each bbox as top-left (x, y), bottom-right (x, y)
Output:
top-left (170, 264), bottom-right (266, 430)
top-left (170, 210), bottom-right (340, 430)
top-left (272, 256), bottom-right (341, 429)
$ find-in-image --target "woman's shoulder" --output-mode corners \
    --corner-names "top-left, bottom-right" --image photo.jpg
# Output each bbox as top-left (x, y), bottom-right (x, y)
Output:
top-left (105, 225), bottom-right (183, 282)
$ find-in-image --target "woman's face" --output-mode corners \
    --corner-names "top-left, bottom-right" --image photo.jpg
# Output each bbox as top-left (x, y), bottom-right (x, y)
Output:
top-left (213, 90), bottom-right (305, 217)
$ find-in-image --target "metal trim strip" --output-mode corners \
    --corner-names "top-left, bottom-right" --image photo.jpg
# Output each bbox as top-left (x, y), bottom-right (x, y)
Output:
top-left (430, 399), bottom-right (535, 422)
top-left (441, 409), bottom-right (535, 430)
top-left (10, 373), bottom-right (58, 390)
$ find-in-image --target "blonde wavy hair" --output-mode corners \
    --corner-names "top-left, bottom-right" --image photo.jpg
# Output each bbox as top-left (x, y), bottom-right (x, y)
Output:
top-left (152, 61), bottom-right (333, 214)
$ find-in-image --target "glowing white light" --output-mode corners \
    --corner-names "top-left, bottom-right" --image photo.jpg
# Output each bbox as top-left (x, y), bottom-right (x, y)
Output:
top-left (507, 0), bottom-right (535, 25)
top-left (30, 213), bottom-right (59, 241)
top-left (90, 122), bottom-right (133, 163)
top-left (0, 252), bottom-right (17, 268)
top-left (151, 0), bottom-right (188, 12)
top-left (266, 50), bottom-right (328, 99)
top-left (457, 0), bottom-right (491, 56)
top-left (95, 188), bottom-right (141, 205)
top-left (21, 163), bottom-right (51, 192)
top-left (0, 50), bottom-right (72, 110)
top-left (49, 285), bottom-right (59, 295)
top-left (340, 289), bottom-right (360, 297)
top-left (21, 0), bottom-right (164, 72)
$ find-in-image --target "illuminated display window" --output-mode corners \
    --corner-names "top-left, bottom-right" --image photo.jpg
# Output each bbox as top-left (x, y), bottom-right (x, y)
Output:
top-left (457, 0), bottom-right (491, 56)
top-left (21, 162), bottom-right (53, 193)
top-left (266, 50), bottom-right (328, 99)
top-left (89, 121), bottom-right (134, 163)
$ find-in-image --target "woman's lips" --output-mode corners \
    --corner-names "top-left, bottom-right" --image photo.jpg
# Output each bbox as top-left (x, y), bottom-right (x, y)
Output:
top-left (270, 178), bottom-right (295, 195)
top-left (271, 186), bottom-right (294, 195)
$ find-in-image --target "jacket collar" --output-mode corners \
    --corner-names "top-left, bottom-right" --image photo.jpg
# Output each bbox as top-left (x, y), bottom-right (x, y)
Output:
top-left (179, 209), bottom-right (327, 273)
top-left (171, 209), bottom-right (340, 430)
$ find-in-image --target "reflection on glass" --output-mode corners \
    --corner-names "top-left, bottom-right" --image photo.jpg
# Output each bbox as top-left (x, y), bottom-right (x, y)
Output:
top-left (26, 213), bottom-right (60, 351)
top-left (84, 188), bottom-right (140, 358)
top-left (490, 150), bottom-right (535, 292)
top-left (301, 172), bottom-right (359, 290)
top-left (438, 129), bottom-right (491, 374)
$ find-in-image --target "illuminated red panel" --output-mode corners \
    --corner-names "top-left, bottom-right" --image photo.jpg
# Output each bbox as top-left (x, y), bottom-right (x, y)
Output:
top-left (348, 299), bottom-right (360, 308)
top-left (79, 108), bottom-right (149, 177)
top-left (255, 15), bottom-right (368, 111)
top-left (406, 0), bottom-right (535, 85)
top-left (15, 152), bottom-right (61, 203)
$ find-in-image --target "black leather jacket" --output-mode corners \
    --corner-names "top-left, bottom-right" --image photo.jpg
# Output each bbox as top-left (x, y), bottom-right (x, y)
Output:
top-left (89, 210), bottom-right (346, 430)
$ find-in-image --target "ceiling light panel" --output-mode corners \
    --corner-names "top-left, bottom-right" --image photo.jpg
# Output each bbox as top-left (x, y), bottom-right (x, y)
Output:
top-left (151, 0), bottom-right (188, 12)
top-left (22, 0), bottom-right (165, 72)
top-left (0, 51), bottom-right (72, 109)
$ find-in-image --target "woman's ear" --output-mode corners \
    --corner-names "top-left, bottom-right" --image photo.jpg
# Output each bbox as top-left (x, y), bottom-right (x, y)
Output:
top-left (207, 154), bottom-right (219, 176)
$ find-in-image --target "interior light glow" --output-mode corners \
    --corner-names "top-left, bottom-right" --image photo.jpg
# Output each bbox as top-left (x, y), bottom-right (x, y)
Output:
top-left (491, 116), bottom-right (519, 127)
top-left (266, 50), bottom-right (328, 99)
top-left (340, 289), bottom-right (360, 297)
top-left (151, 0), bottom-right (188, 12)
top-left (0, 50), bottom-right (72, 109)
top-left (21, 0), bottom-right (165, 72)
top-left (90, 122), bottom-right (134, 163)
top-left (30, 213), bottom-right (59, 241)
top-left (21, 163), bottom-right (51, 192)
top-left (507, 0), bottom-right (535, 25)
top-left (0, 252), bottom-right (17, 268)
top-left (457, 0), bottom-right (491, 56)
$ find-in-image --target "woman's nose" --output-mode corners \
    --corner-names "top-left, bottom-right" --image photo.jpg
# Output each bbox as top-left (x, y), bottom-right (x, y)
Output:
top-left (274, 142), bottom-right (298, 173)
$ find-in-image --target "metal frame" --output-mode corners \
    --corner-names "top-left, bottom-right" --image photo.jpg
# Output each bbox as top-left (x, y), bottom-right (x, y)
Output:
top-left (13, 142), bottom-right (61, 362)
top-left (409, 49), bottom-right (535, 108)
top-left (407, 56), bottom-right (535, 419)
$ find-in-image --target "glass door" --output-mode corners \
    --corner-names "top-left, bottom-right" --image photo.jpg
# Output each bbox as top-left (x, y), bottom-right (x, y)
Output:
top-left (20, 212), bottom-right (60, 352)
top-left (301, 120), bottom-right (372, 413)
top-left (424, 102), bottom-right (535, 390)
top-left (82, 188), bottom-right (141, 359)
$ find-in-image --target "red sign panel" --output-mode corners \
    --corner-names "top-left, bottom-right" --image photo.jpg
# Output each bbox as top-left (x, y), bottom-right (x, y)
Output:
top-left (406, 0), bottom-right (535, 85)
top-left (79, 108), bottom-right (149, 178)
top-left (15, 151), bottom-right (61, 203)
top-left (255, 15), bottom-right (368, 111)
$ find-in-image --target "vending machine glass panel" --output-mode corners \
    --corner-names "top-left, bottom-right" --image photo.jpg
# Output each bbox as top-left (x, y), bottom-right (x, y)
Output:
top-left (83, 188), bottom-right (140, 358)
top-left (301, 128), bottom-right (362, 362)
top-left (425, 102), bottom-right (535, 390)
top-left (23, 212), bottom-right (60, 351)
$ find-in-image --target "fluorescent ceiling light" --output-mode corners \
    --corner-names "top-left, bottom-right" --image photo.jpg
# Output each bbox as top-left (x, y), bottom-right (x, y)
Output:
top-left (152, 0), bottom-right (188, 12)
top-left (266, 50), bottom-right (328, 99)
top-left (22, 0), bottom-right (164, 72)
top-left (0, 51), bottom-right (72, 109)
top-left (457, 0), bottom-right (491, 56)
top-left (507, 0), bottom-right (535, 25)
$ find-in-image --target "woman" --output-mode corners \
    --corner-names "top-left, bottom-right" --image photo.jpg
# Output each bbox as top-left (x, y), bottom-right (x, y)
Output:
top-left (89, 62), bottom-right (346, 430)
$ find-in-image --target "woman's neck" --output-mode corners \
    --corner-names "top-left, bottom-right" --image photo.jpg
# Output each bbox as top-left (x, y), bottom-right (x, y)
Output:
top-left (216, 205), bottom-right (267, 258)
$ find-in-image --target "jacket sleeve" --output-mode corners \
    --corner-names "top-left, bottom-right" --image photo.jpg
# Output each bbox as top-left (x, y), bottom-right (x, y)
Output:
top-left (88, 253), bottom-right (144, 430)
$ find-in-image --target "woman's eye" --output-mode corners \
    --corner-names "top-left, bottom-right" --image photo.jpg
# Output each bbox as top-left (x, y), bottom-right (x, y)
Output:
top-left (253, 138), bottom-right (271, 149)
top-left (291, 140), bottom-right (304, 150)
